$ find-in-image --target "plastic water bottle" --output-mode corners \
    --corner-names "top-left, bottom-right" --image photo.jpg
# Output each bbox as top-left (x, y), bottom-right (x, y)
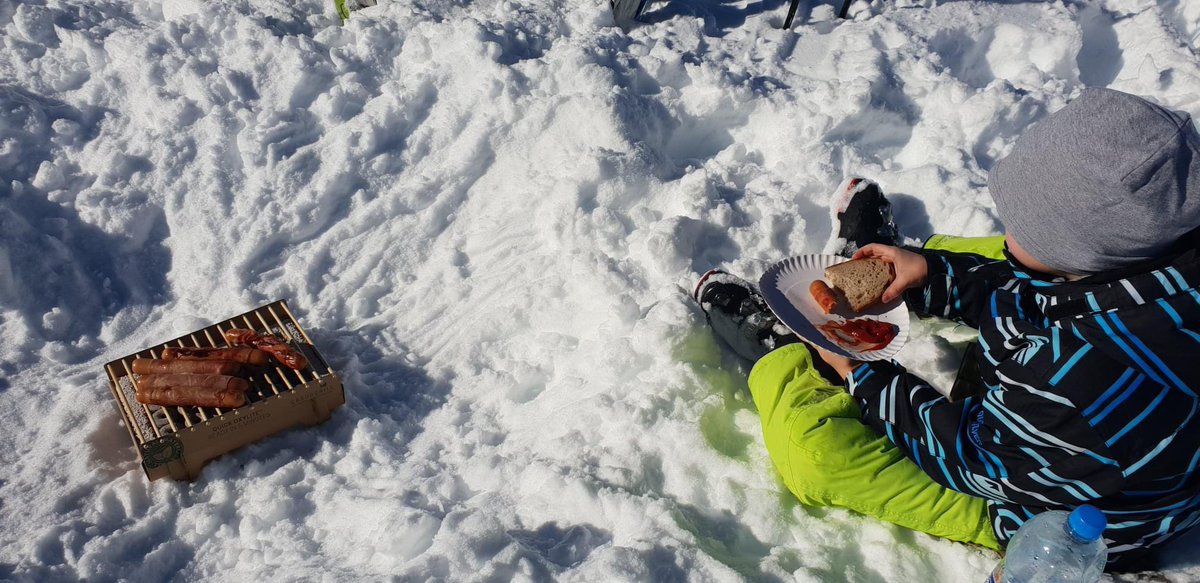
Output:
top-left (987, 505), bottom-right (1108, 583)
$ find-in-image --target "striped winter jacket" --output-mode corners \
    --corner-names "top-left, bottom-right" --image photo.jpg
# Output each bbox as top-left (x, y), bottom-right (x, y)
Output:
top-left (846, 245), bottom-right (1200, 567)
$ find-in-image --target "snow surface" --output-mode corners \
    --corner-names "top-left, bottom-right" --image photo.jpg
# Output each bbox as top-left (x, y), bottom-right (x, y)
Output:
top-left (3, 0), bottom-right (1200, 580)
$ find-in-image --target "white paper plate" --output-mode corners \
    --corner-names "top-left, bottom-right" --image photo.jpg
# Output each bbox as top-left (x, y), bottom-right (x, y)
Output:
top-left (759, 254), bottom-right (909, 361)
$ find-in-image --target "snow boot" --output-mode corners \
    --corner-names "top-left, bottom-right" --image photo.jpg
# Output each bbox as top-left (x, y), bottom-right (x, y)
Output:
top-left (823, 177), bottom-right (900, 258)
top-left (693, 269), bottom-right (799, 362)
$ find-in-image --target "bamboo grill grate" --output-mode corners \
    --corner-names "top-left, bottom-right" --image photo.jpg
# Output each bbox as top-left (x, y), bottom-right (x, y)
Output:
top-left (104, 300), bottom-right (334, 446)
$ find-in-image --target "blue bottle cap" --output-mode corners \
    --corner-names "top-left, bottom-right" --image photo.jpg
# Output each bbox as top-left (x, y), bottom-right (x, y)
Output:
top-left (1069, 505), bottom-right (1107, 542)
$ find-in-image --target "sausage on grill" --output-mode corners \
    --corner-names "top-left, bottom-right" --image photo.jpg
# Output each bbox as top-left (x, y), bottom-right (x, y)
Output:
top-left (135, 385), bottom-right (247, 409)
top-left (131, 358), bottom-right (241, 376)
top-left (223, 329), bottom-right (309, 370)
top-left (136, 373), bottom-right (250, 393)
top-left (161, 346), bottom-right (270, 366)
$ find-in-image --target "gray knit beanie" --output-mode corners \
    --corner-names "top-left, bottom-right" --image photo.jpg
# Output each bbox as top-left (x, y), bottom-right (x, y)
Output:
top-left (989, 88), bottom-right (1200, 275)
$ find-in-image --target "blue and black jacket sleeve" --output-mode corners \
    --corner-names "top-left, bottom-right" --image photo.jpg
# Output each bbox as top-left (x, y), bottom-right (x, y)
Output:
top-left (903, 247), bottom-right (1006, 326)
top-left (845, 249), bottom-right (1126, 506)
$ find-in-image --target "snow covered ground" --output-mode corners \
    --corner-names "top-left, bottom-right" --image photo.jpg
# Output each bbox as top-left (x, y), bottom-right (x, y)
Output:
top-left (3, 0), bottom-right (1200, 580)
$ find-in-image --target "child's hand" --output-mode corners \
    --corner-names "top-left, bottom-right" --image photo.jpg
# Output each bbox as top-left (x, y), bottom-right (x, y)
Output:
top-left (852, 244), bottom-right (929, 303)
top-left (810, 343), bottom-right (859, 380)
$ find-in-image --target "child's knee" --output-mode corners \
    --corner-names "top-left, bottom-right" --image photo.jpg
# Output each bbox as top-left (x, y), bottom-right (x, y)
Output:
top-left (762, 418), bottom-right (855, 505)
top-left (751, 349), bottom-right (853, 429)
top-left (748, 344), bottom-right (816, 417)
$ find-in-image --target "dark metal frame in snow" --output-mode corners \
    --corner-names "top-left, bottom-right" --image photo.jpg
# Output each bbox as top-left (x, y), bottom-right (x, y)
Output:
top-left (614, 0), bottom-right (853, 28)
top-left (785, 0), bottom-right (853, 28)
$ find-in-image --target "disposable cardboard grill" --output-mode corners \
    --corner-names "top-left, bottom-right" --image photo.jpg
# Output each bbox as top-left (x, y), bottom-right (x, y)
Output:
top-left (104, 300), bottom-right (344, 481)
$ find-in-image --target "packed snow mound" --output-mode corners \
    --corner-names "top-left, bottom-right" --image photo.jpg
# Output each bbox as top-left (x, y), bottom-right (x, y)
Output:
top-left (3, 0), bottom-right (1200, 580)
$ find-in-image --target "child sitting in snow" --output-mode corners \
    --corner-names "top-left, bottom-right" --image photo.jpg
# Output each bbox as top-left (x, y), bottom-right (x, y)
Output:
top-left (693, 88), bottom-right (1200, 570)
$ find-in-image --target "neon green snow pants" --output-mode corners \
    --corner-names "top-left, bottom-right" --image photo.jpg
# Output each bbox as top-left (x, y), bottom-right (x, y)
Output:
top-left (748, 235), bottom-right (1005, 549)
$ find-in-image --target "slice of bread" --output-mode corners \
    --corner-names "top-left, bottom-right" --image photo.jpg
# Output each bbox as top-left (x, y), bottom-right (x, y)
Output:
top-left (824, 258), bottom-right (894, 312)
